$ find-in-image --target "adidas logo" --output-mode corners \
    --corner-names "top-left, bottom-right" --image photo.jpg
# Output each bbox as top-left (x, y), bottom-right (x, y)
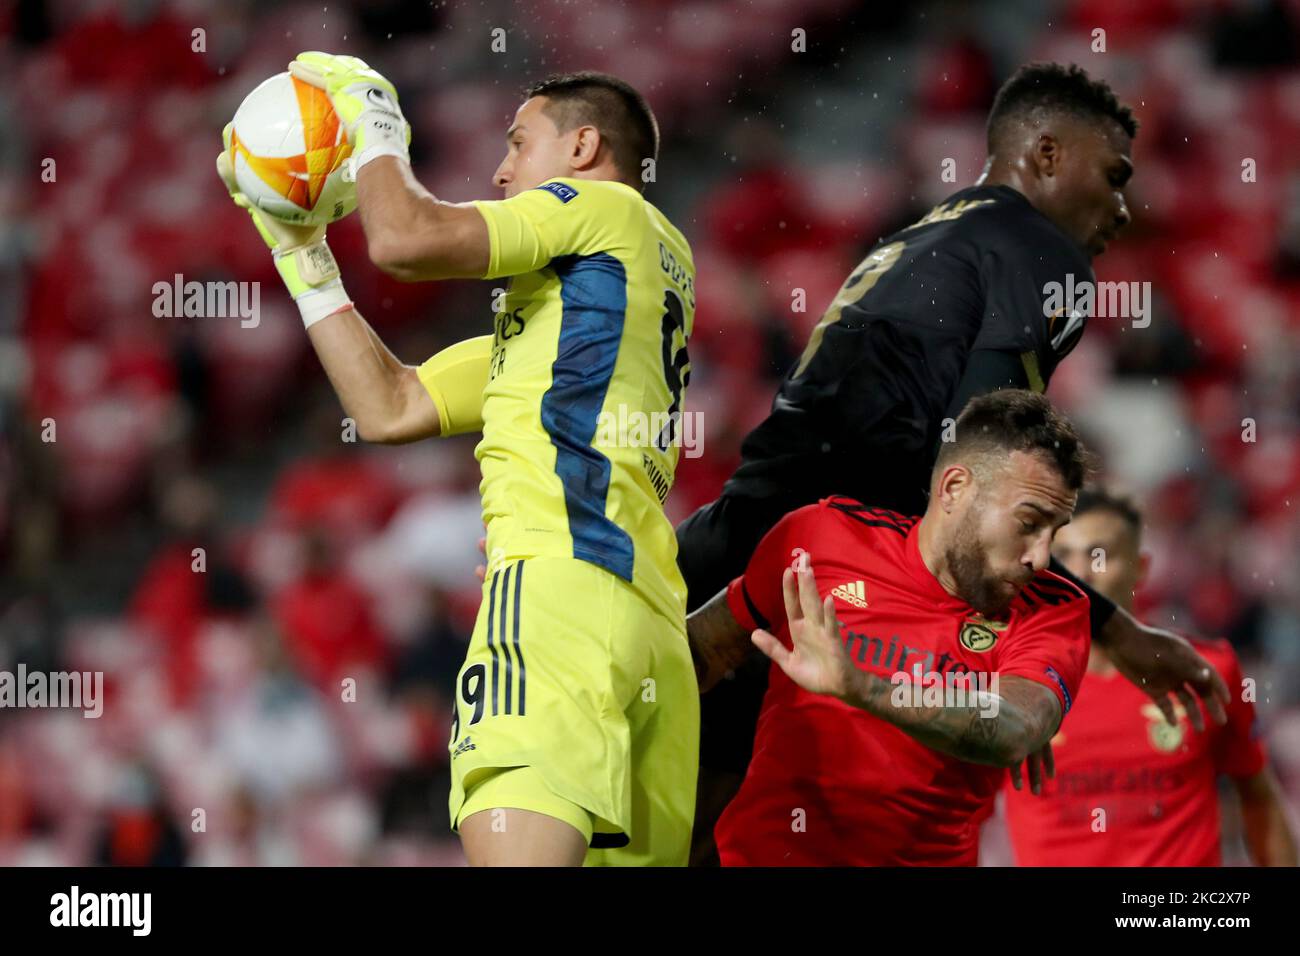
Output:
top-left (831, 580), bottom-right (868, 608)
top-left (452, 737), bottom-right (476, 758)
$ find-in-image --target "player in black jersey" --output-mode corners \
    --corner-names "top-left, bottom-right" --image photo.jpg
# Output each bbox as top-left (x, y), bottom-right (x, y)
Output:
top-left (679, 62), bottom-right (1229, 864)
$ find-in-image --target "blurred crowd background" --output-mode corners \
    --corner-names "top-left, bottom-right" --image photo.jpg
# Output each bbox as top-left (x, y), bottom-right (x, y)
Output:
top-left (1, 0), bottom-right (1298, 865)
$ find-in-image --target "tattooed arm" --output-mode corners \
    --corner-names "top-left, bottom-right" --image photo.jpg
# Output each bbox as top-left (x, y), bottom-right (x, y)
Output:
top-left (686, 590), bottom-right (755, 693)
top-left (844, 668), bottom-right (1061, 767)
top-left (751, 563), bottom-right (1062, 768)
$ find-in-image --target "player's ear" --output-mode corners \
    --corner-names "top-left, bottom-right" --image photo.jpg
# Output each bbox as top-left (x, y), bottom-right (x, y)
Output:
top-left (1032, 133), bottom-right (1060, 178)
top-left (570, 124), bottom-right (602, 170)
top-left (936, 463), bottom-right (972, 512)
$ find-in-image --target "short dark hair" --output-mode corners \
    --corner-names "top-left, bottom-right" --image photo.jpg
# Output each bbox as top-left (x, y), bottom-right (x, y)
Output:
top-left (937, 389), bottom-right (1095, 491)
top-left (1074, 485), bottom-right (1143, 538)
top-left (524, 71), bottom-right (659, 188)
top-left (987, 62), bottom-right (1138, 153)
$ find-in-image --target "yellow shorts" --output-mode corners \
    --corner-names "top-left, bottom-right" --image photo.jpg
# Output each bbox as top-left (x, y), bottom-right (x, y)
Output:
top-left (448, 556), bottom-right (698, 866)
top-left (458, 766), bottom-right (595, 844)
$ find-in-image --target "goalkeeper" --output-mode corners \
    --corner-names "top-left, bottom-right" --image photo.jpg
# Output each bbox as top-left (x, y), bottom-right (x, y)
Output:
top-left (219, 53), bottom-right (700, 867)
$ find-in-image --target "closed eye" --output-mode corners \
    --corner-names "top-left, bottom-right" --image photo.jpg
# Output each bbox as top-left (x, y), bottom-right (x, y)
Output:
top-left (1109, 161), bottom-right (1133, 189)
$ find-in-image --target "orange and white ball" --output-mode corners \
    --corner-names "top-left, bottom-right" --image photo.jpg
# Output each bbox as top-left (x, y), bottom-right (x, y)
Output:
top-left (230, 72), bottom-right (356, 226)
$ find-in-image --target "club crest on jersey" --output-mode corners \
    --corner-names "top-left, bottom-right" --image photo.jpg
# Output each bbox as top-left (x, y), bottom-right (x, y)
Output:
top-left (959, 615), bottom-right (1008, 653)
top-left (1141, 702), bottom-right (1187, 753)
top-left (534, 181), bottom-right (579, 203)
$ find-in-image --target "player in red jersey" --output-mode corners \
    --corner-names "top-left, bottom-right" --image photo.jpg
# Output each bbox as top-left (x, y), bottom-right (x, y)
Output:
top-left (1002, 488), bottom-right (1297, 866)
top-left (686, 390), bottom-right (1093, 865)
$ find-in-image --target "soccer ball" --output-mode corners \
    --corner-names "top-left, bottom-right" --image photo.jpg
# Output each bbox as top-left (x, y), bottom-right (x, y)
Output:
top-left (229, 71), bottom-right (356, 226)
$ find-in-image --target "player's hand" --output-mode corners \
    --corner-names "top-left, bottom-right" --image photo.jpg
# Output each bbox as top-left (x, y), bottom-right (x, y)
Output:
top-left (1103, 614), bottom-right (1230, 732)
top-left (752, 561), bottom-right (856, 701)
top-left (217, 122), bottom-right (323, 253)
top-left (289, 52), bottom-right (411, 169)
top-left (474, 536), bottom-right (487, 583)
top-left (1009, 741), bottom-right (1055, 796)
top-left (218, 121), bottom-right (347, 322)
top-left (289, 51), bottom-right (403, 127)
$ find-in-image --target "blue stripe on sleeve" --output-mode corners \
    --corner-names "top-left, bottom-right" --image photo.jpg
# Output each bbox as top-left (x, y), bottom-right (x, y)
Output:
top-left (1044, 665), bottom-right (1072, 714)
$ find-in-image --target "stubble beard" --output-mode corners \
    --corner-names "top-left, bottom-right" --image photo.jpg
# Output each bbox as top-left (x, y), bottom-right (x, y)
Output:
top-left (944, 507), bottom-right (1015, 617)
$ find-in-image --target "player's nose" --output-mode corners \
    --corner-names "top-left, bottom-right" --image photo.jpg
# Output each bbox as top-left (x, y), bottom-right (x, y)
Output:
top-left (492, 158), bottom-right (512, 190)
top-left (1113, 195), bottom-right (1131, 230)
top-left (1025, 536), bottom-right (1052, 574)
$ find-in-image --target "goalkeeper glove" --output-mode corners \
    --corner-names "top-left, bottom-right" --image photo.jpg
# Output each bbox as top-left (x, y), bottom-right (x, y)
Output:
top-left (289, 52), bottom-right (412, 175)
top-left (216, 123), bottom-right (352, 328)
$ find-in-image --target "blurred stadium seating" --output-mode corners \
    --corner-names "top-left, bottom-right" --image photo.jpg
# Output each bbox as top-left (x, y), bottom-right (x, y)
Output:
top-left (1, 0), bottom-right (1298, 865)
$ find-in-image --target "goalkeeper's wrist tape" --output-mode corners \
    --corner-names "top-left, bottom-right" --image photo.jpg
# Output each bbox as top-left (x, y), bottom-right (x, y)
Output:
top-left (273, 240), bottom-right (352, 329)
top-left (349, 110), bottom-right (411, 176)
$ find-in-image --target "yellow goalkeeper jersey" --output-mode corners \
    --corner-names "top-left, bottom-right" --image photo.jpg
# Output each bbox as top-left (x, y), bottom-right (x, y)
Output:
top-left (468, 177), bottom-right (696, 620)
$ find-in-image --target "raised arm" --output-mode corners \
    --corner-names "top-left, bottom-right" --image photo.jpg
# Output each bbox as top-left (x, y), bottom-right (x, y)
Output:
top-left (218, 119), bottom-right (489, 446)
top-left (356, 158), bottom-right (490, 282)
top-left (751, 563), bottom-right (1062, 767)
top-left (306, 313), bottom-right (490, 445)
top-left (305, 305), bottom-right (439, 443)
top-left (285, 53), bottom-right (491, 283)
top-left (847, 666), bottom-right (1060, 767)
top-left (1095, 610), bottom-right (1229, 731)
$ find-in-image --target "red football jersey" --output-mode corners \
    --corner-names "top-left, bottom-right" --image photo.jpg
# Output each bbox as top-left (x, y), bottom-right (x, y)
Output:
top-left (1003, 637), bottom-right (1265, 866)
top-left (715, 498), bottom-right (1091, 866)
